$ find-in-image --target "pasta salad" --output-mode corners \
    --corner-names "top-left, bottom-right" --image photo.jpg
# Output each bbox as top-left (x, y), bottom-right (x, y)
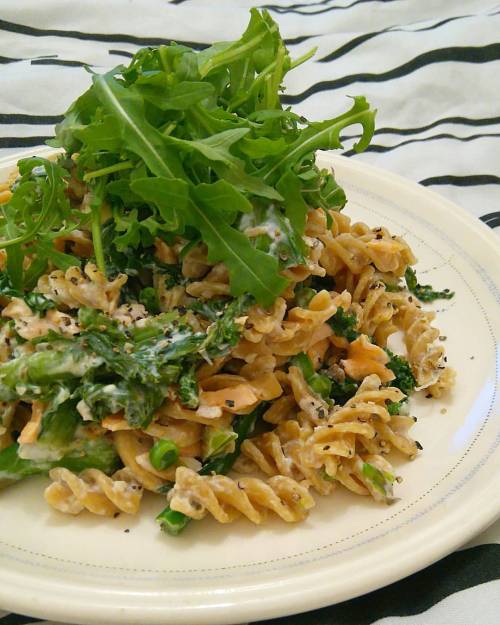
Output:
top-left (0, 9), bottom-right (454, 534)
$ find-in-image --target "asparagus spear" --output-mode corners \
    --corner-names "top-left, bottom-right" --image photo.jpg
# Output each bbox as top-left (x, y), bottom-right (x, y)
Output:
top-left (0, 346), bottom-right (103, 396)
top-left (0, 400), bottom-right (121, 489)
top-left (0, 436), bottom-right (121, 489)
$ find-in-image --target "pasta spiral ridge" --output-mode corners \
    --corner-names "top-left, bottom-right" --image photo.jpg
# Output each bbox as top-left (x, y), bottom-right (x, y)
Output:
top-left (239, 420), bottom-right (335, 495)
top-left (395, 301), bottom-right (453, 392)
top-left (168, 466), bottom-right (315, 524)
top-left (44, 467), bottom-right (143, 516)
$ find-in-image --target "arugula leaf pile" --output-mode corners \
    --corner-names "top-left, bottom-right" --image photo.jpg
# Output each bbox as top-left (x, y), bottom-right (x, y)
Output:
top-left (21, 7), bottom-right (373, 307)
top-left (0, 158), bottom-right (84, 290)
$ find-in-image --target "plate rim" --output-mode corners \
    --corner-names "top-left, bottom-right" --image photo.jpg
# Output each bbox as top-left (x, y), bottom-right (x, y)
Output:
top-left (0, 147), bottom-right (498, 625)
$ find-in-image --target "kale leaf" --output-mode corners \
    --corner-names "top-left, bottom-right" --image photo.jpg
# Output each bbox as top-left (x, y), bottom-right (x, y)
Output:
top-left (405, 267), bottom-right (454, 303)
top-left (327, 307), bottom-right (359, 342)
top-left (329, 377), bottom-right (359, 404)
top-left (178, 365), bottom-right (199, 409)
top-left (0, 271), bottom-right (56, 313)
top-left (385, 349), bottom-right (416, 396)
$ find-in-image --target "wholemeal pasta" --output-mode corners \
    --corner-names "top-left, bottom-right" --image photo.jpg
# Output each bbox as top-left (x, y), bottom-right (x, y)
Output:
top-left (0, 12), bottom-right (455, 537)
top-left (0, 203), bottom-right (455, 530)
top-left (168, 466), bottom-right (315, 524)
top-left (44, 467), bottom-right (143, 516)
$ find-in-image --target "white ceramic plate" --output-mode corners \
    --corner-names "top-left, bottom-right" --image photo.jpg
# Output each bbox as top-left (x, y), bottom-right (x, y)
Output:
top-left (0, 147), bottom-right (498, 625)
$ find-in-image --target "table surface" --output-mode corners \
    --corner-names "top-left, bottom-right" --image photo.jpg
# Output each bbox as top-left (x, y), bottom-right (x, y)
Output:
top-left (0, 1), bottom-right (498, 624)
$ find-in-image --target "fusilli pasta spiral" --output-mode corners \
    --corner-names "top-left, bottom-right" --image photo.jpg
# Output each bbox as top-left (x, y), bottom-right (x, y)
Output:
top-left (44, 467), bottom-right (143, 516)
top-left (168, 466), bottom-right (315, 524)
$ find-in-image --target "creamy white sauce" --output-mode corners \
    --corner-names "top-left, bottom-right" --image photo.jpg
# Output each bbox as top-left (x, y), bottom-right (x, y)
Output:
top-left (76, 399), bottom-right (94, 422)
top-left (18, 443), bottom-right (62, 462)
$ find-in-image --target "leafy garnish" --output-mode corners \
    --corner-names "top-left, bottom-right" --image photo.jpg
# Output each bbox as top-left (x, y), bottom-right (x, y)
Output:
top-left (291, 352), bottom-right (332, 400)
top-left (329, 377), bottom-right (359, 404)
top-left (327, 307), bottom-right (359, 342)
top-left (383, 282), bottom-right (403, 293)
top-left (0, 271), bottom-right (56, 313)
top-left (0, 158), bottom-right (83, 290)
top-left (178, 365), bottom-right (199, 409)
top-left (385, 349), bottom-right (416, 396)
top-left (139, 286), bottom-right (161, 314)
top-left (386, 399), bottom-right (409, 416)
top-left (45, 8), bottom-right (374, 306)
top-left (201, 294), bottom-right (253, 358)
top-left (189, 298), bottom-right (227, 321)
top-left (405, 267), bottom-right (454, 303)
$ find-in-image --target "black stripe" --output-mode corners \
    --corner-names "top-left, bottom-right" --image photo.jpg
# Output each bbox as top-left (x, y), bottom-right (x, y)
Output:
top-left (341, 115), bottom-right (500, 141)
top-left (31, 58), bottom-right (88, 67)
top-left (262, 0), bottom-right (337, 10)
top-left (420, 174), bottom-right (500, 186)
top-left (373, 115), bottom-right (500, 137)
top-left (318, 13), bottom-right (482, 63)
top-left (108, 49), bottom-right (134, 59)
top-left (284, 34), bottom-right (318, 45)
top-left (0, 55), bottom-right (87, 68)
top-left (282, 43), bottom-right (500, 104)
top-left (0, 113), bottom-right (62, 125)
top-left (0, 54), bottom-right (22, 63)
top-left (0, 136), bottom-right (52, 148)
top-left (0, 18), bottom-right (209, 50)
top-left (343, 132), bottom-right (500, 155)
top-left (263, 0), bottom-right (399, 16)
top-left (0, 17), bottom-right (314, 50)
top-left (483, 217), bottom-right (500, 228)
top-left (0, 615), bottom-right (39, 625)
top-left (480, 212), bottom-right (500, 228)
top-left (257, 544), bottom-right (500, 625)
top-left (480, 211), bottom-right (500, 221)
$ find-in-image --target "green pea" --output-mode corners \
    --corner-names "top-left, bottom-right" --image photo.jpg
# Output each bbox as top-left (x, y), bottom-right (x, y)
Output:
top-left (149, 439), bottom-right (179, 471)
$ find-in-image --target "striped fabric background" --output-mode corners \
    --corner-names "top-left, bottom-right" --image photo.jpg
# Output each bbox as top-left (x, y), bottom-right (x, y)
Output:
top-left (0, 1), bottom-right (498, 623)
